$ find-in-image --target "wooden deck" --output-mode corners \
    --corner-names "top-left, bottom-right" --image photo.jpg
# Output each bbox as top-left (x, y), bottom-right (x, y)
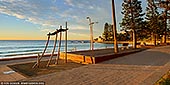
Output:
top-left (60, 47), bottom-right (145, 64)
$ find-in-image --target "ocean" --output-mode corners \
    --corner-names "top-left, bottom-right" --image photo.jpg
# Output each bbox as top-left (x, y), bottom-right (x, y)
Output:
top-left (0, 40), bottom-right (122, 59)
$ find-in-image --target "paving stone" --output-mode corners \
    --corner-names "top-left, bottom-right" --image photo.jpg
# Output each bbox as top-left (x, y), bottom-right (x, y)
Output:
top-left (2, 46), bottom-right (170, 84)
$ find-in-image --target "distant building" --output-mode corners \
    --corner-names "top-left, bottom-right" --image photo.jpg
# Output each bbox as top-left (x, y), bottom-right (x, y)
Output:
top-left (94, 36), bottom-right (104, 42)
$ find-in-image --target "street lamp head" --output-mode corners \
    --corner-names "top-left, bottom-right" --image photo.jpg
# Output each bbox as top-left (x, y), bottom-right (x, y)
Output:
top-left (86, 17), bottom-right (90, 19)
top-left (91, 22), bottom-right (98, 24)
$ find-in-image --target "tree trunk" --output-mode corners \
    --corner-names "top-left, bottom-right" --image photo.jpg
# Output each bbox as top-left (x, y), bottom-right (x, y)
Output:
top-left (112, 0), bottom-right (118, 53)
top-left (152, 32), bottom-right (156, 46)
top-left (164, 8), bottom-right (167, 44)
top-left (163, 33), bottom-right (167, 44)
top-left (154, 34), bottom-right (157, 46)
top-left (132, 29), bottom-right (136, 49)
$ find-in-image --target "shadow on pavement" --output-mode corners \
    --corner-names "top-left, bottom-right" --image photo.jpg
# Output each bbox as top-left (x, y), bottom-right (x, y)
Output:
top-left (100, 50), bottom-right (170, 66)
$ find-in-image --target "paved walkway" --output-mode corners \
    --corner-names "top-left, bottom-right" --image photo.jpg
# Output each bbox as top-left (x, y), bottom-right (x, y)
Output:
top-left (0, 57), bottom-right (51, 81)
top-left (25, 46), bottom-right (170, 85)
top-left (0, 65), bottom-right (26, 81)
top-left (1, 46), bottom-right (170, 84)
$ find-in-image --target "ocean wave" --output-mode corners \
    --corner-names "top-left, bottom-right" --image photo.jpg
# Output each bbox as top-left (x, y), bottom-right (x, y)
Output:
top-left (0, 49), bottom-right (42, 54)
top-left (0, 51), bottom-right (42, 57)
top-left (0, 40), bottom-right (120, 59)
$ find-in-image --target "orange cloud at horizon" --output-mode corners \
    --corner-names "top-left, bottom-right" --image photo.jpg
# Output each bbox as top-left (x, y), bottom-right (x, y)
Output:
top-left (0, 33), bottom-right (90, 40)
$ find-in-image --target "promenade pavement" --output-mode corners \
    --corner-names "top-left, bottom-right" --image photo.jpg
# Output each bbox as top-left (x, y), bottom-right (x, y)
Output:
top-left (1, 46), bottom-right (170, 85)
top-left (0, 65), bottom-right (26, 81)
top-left (25, 46), bottom-right (170, 85)
top-left (0, 57), bottom-right (51, 81)
top-left (0, 58), bottom-right (42, 81)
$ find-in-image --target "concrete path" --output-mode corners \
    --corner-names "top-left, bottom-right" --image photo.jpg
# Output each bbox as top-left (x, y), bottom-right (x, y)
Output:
top-left (0, 65), bottom-right (26, 81)
top-left (0, 57), bottom-right (52, 81)
top-left (25, 46), bottom-right (170, 85)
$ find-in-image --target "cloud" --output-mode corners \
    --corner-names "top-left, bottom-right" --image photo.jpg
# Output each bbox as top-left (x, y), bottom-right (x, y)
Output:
top-left (40, 28), bottom-right (52, 32)
top-left (0, 0), bottom-right (115, 38)
top-left (0, 0), bottom-right (20, 3)
top-left (13, 13), bottom-right (25, 19)
top-left (69, 32), bottom-right (89, 37)
top-left (0, 0), bottom-right (57, 25)
top-left (65, 0), bottom-right (74, 7)
top-left (69, 24), bottom-right (87, 30)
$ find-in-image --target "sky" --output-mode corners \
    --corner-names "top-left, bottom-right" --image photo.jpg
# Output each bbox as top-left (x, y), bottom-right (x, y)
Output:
top-left (0, 0), bottom-right (147, 40)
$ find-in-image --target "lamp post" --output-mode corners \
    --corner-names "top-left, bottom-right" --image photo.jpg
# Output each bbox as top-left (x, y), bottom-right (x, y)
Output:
top-left (87, 17), bottom-right (98, 51)
top-left (87, 17), bottom-right (98, 64)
